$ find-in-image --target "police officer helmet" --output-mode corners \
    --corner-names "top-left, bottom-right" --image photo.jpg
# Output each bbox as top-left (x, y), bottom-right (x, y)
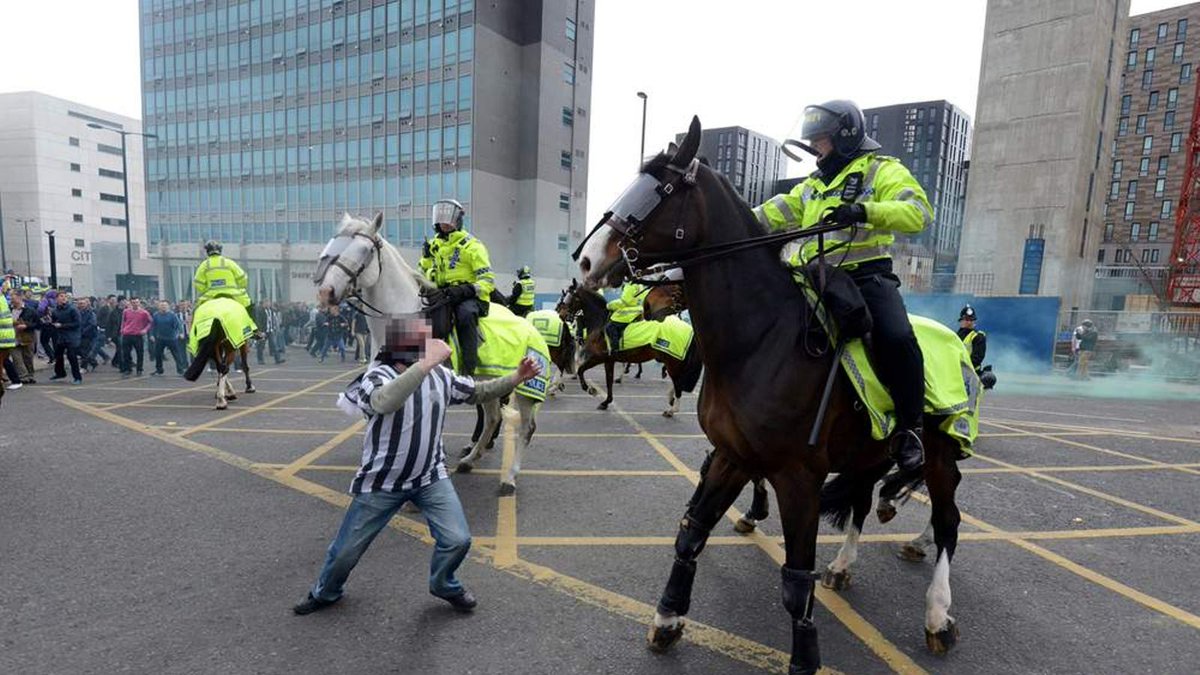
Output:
top-left (800, 100), bottom-right (882, 157)
top-left (959, 304), bottom-right (977, 321)
top-left (517, 265), bottom-right (531, 279)
top-left (204, 240), bottom-right (223, 255)
top-left (431, 199), bottom-right (466, 231)
top-left (1082, 319), bottom-right (1094, 327)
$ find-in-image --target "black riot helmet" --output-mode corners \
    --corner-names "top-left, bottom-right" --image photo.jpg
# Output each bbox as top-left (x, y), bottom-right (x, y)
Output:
top-left (204, 240), bottom-right (223, 255)
top-left (959, 304), bottom-right (977, 322)
top-left (800, 100), bottom-right (882, 158)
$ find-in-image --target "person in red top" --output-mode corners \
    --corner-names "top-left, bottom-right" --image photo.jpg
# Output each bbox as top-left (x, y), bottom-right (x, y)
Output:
top-left (119, 297), bottom-right (153, 377)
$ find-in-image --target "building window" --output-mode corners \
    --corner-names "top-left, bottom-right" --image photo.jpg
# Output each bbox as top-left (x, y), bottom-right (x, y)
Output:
top-left (1136, 114), bottom-right (1147, 134)
top-left (1113, 159), bottom-right (1123, 178)
top-left (1151, 248), bottom-right (1161, 263)
top-left (69, 162), bottom-right (81, 172)
top-left (1165, 110), bottom-right (1176, 130)
top-left (68, 137), bottom-right (79, 147)
top-left (1104, 222), bottom-right (1115, 242)
top-left (1155, 178), bottom-right (1166, 196)
top-left (557, 234), bottom-right (569, 251)
top-left (1149, 90), bottom-right (1160, 109)
top-left (565, 18), bottom-right (576, 41)
top-left (1125, 201), bottom-right (1136, 219)
top-left (1127, 180), bottom-right (1138, 198)
top-left (1142, 69), bottom-right (1154, 88)
top-left (1127, 50), bottom-right (1138, 70)
top-left (73, 238), bottom-right (85, 248)
top-left (100, 217), bottom-right (127, 227)
top-left (562, 62), bottom-right (575, 84)
top-left (1181, 63), bottom-right (1192, 83)
top-left (1143, 136), bottom-right (1153, 154)
top-left (99, 192), bottom-right (125, 203)
top-left (1118, 117), bottom-right (1128, 136)
top-left (558, 192), bottom-right (570, 210)
top-left (1097, 248), bottom-right (1106, 263)
top-left (560, 150), bottom-right (572, 169)
top-left (1142, 248), bottom-right (1153, 263)
top-left (72, 213), bottom-right (83, 223)
top-left (1158, 22), bottom-right (1170, 41)
top-left (1110, 181), bottom-right (1120, 199)
top-left (71, 188), bottom-right (82, 197)
top-left (98, 168), bottom-right (124, 179)
top-left (1173, 42), bottom-right (1185, 64)
top-left (1149, 222), bottom-right (1160, 241)
top-left (1179, 19), bottom-right (1188, 41)
top-left (561, 106), bottom-right (573, 126)
top-left (1162, 199), bottom-right (1173, 218)
top-left (1131, 27), bottom-right (1140, 46)
top-left (1159, 155), bottom-right (1170, 174)
top-left (1121, 94), bottom-right (1132, 114)
top-left (1171, 132), bottom-right (1183, 152)
top-left (1167, 88), bottom-right (1179, 111)
top-left (97, 143), bottom-right (122, 156)
top-left (1147, 47), bottom-right (1157, 66)
top-left (1140, 157), bottom-right (1150, 175)
top-left (1131, 222), bottom-right (1141, 241)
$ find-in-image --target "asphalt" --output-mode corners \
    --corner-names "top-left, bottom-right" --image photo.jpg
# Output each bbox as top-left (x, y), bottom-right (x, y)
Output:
top-left (2, 355), bottom-right (1198, 674)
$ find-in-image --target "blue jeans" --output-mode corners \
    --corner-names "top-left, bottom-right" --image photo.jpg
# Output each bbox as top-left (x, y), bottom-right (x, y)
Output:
top-left (310, 478), bottom-right (472, 602)
top-left (319, 335), bottom-right (346, 361)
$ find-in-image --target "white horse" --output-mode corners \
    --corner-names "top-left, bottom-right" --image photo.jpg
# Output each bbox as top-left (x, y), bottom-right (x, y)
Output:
top-left (314, 212), bottom-right (544, 495)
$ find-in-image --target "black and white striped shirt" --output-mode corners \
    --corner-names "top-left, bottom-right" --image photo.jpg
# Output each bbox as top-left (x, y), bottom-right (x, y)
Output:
top-left (342, 362), bottom-right (477, 494)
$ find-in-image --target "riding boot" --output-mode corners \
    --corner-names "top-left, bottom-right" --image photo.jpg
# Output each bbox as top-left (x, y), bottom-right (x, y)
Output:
top-left (453, 300), bottom-right (483, 377)
top-left (891, 424), bottom-right (925, 474)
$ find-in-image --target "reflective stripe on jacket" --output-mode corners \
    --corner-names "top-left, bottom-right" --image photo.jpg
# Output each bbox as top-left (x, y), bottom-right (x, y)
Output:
top-left (515, 278), bottom-right (536, 307)
top-left (607, 283), bottom-right (649, 324)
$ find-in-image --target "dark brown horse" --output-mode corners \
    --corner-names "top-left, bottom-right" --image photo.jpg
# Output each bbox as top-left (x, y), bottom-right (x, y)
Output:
top-left (562, 280), bottom-right (702, 416)
top-left (184, 319), bottom-right (255, 410)
top-left (577, 117), bottom-right (964, 674)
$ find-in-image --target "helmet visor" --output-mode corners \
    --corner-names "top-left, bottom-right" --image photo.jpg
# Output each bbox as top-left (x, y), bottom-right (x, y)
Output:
top-left (431, 201), bottom-right (463, 225)
top-left (800, 105), bottom-right (842, 142)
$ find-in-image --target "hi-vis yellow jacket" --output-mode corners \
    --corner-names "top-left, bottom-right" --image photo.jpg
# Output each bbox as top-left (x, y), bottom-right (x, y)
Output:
top-left (193, 254), bottom-right (251, 307)
top-left (752, 153), bottom-right (933, 268)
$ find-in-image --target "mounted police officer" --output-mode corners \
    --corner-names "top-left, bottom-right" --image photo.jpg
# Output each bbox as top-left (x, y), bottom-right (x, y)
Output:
top-left (420, 199), bottom-right (496, 376)
top-left (605, 281), bottom-right (649, 351)
top-left (509, 266), bottom-right (536, 317)
top-left (194, 240), bottom-right (262, 339)
top-left (754, 100), bottom-right (933, 475)
top-left (958, 304), bottom-right (995, 390)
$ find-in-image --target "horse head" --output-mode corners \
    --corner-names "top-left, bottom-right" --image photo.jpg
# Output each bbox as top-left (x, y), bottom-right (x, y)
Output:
top-left (576, 115), bottom-right (716, 289)
top-left (314, 212), bottom-right (424, 315)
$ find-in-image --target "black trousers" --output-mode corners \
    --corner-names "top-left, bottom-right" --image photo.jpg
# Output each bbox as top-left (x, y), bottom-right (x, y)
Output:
top-left (53, 342), bottom-right (82, 380)
top-left (453, 299), bottom-right (485, 376)
top-left (510, 303), bottom-right (532, 318)
top-left (153, 338), bottom-right (186, 374)
top-left (121, 335), bottom-right (145, 373)
top-left (850, 261), bottom-right (924, 430)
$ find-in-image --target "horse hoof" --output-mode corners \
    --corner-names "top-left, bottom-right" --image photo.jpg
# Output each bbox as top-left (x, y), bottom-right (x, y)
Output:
top-left (498, 482), bottom-right (516, 496)
top-left (733, 517), bottom-right (757, 534)
top-left (455, 462), bottom-right (473, 474)
top-left (897, 543), bottom-right (927, 562)
top-left (556, 382), bottom-right (566, 392)
top-left (246, 386), bottom-right (256, 393)
top-left (821, 568), bottom-right (852, 591)
top-left (597, 402), bottom-right (609, 411)
top-left (215, 403), bottom-right (227, 410)
top-left (647, 621), bottom-right (685, 653)
top-left (226, 394), bottom-right (238, 401)
top-left (925, 619), bottom-right (959, 655)
top-left (662, 409), bottom-right (674, 418)
top-left (876, 502), bottom-right (897, 524)
top-left (587, 386), bottom-right (598, 396)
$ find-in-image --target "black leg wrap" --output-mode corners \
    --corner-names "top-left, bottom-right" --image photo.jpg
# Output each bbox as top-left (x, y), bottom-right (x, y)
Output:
top-left (748, 480), bottom-right (770, 521)
top-left (657, 557), bottom-right (697, 616)
top-left (781, 566), bottom-right (821, 675)
top-left (686, 452), bottom-right (715, 509)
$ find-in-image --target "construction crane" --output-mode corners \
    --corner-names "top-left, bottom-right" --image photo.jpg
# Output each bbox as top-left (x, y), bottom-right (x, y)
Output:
top-left (1167, 66), bottom-right (1200, 305)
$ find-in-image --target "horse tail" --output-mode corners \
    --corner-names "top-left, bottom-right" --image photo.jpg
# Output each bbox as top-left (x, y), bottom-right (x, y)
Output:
top-left (184, 320), bottom-right (220, 381)
top-left (819, 460), bottom-right (892, 531)
top-left (675, 339), bottom-right (704, 394)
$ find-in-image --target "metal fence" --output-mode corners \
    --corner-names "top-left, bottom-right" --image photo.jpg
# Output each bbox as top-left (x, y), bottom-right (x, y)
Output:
top-left (1054, 309), bottom-right (1200, 379)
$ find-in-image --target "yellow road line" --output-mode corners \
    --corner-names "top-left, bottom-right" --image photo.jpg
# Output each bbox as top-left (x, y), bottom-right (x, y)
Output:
top-left (251, 463), bottom-right (688, 477)
top-left (178, 369), bottom-right (359, 437)
top-left (54, 393), bottom-right (801, 674)
top-left (962, 462), bottom-right (1200, 474)
top-left (69, 401), bottom-right (336, 412)
top-left (494, 422), bottom-right (519, 567)
top-left (616, 408), bottom-right (927, 675)
top-left (985, 406), bottom-right (1144, 423)
top-left (908, 492), bottom-right (1200, 630)
top-left (276, 421), bottom-right (366, 479)
top-left (986, 420), bottom-right (1200, 478)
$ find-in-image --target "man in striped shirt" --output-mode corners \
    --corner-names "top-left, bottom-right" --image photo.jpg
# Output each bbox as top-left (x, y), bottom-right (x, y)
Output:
top-left (294, 315), bottom-right (541, 615)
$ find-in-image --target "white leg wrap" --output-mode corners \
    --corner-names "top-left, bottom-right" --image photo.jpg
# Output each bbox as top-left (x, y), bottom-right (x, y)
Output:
top-left (828, 525), bottom-right (861, 574)
top-left (925, 549), bottom-right (953, 632)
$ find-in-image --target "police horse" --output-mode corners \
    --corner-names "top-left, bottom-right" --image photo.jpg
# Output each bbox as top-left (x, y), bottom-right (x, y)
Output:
top-left (314, 213), bottom-right (547, 495)
top-left (183, 297), bottom-right (257, 410)
top-left (576, 118), bottom-right (965, 673)
top-left (561, 279), bottom-right (702, 417)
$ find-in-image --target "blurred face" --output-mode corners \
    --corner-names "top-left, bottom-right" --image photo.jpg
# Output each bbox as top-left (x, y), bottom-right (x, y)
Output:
top-left (436, 221), bottom-right (456, 234)
top-left (959, 317), bottom-right (974, 329)
top-left (131, 299), bottom-right (141, 310)
top-left (158, 301), bottom-right (170, 313)
top-left (383, 316), bottom-right (431, 351)
top-left (329, 305), bottom-right (340, 316)
top-left (811, 135), bottom-right (834, 159)
top-left (77, 298), bottom-right (90, 310)
top-left (57, 294), bottom-right (68, 306)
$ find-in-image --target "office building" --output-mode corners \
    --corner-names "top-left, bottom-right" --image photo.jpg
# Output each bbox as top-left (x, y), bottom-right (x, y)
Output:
top-left (956, 0), bottom-right (1129, 308)
top-left (677, 125), bottom-right (784, 206)
top-left (140, 0), bottom-right (592, 302)
top-left (0, 91), bottom-right (155, 296)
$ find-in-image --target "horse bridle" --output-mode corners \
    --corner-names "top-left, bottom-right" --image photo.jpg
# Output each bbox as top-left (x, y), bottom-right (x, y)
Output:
top-left (314, 230), bottom-right (387, 317)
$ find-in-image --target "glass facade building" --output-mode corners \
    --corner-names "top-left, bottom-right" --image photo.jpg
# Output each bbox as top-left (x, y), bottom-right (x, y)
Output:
top-left (139, 0), bottom-right (592, 301)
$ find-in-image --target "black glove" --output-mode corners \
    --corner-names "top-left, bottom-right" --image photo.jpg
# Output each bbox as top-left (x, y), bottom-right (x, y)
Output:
top-left (824, 203), bottom-right (867, 226)
top-left (422, 241), bottom-right (432, 258)
top-left (446, 284), bottom-right (476, 303)
top-left (421, 288), bottom-right (448, 309)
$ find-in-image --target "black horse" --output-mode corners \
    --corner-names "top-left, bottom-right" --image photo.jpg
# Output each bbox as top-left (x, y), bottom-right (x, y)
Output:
top-left (577, 117), bottom-right (964, 674)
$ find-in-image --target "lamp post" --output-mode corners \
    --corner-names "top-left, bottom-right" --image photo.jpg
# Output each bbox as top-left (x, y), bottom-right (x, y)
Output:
top-left (87, 123), bottom-right (157, 296)
top-left (637, 91), bottom-right (648, 170)
top-left (14, 217), bottom-right (35, 280)
top-left (44, 230), bottom-right (57, 289)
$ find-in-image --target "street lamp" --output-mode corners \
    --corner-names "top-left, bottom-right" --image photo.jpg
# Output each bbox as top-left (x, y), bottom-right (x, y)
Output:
top-left (87, 123), bottom-right (158, 296)
top-left (44, 230), bottom-right (57, 289)
top-left (14, 217), bottom-right (35, 280)
top-left (637, 91), bottom-right (648, 171)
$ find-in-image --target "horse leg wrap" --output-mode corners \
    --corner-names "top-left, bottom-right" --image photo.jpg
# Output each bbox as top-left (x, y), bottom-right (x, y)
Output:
top-left (781, 566), bottom-right (821, 675)
top-left (686, 453), bottom-right (715, 509)
top-left (747, 480), bottom-right (770, 521)
top-left (657, 515), bottom-right (711, 617)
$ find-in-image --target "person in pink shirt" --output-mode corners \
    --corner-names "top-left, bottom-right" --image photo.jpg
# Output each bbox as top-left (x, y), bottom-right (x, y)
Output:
top-left (119, 297), bottom-right (153, 377)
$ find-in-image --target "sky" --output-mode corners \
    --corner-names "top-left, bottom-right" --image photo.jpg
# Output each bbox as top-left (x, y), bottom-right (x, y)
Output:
top-left (0, 0), bottom-right (1193, 229)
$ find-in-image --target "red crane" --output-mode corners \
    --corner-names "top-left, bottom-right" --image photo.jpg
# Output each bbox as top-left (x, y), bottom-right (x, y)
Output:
top-left (1167, 67), bottom-right (1200, 305)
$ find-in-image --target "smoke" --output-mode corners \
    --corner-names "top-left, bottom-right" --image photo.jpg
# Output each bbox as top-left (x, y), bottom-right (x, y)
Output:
top-left (985, 340), bottom-right (1200, 401)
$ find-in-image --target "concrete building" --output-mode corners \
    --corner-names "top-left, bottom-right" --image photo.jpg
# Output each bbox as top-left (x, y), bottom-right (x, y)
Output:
top-left (140, 0), bottom-right (592, 303)
top-left (1095, 4), bottom-right (1200, 310)
top-left (864, 100), bottom-right (971, 292)
top-left (0, 92), bottom-right (156, 296)
top-left (956, 0), bottom-right (1129, 308)
top-left (677, 126), bottom-right (785, 206)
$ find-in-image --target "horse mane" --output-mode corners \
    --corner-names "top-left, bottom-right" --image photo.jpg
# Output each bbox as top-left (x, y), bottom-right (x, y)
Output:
top-left (571, 286), bottom-right (610, 331)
